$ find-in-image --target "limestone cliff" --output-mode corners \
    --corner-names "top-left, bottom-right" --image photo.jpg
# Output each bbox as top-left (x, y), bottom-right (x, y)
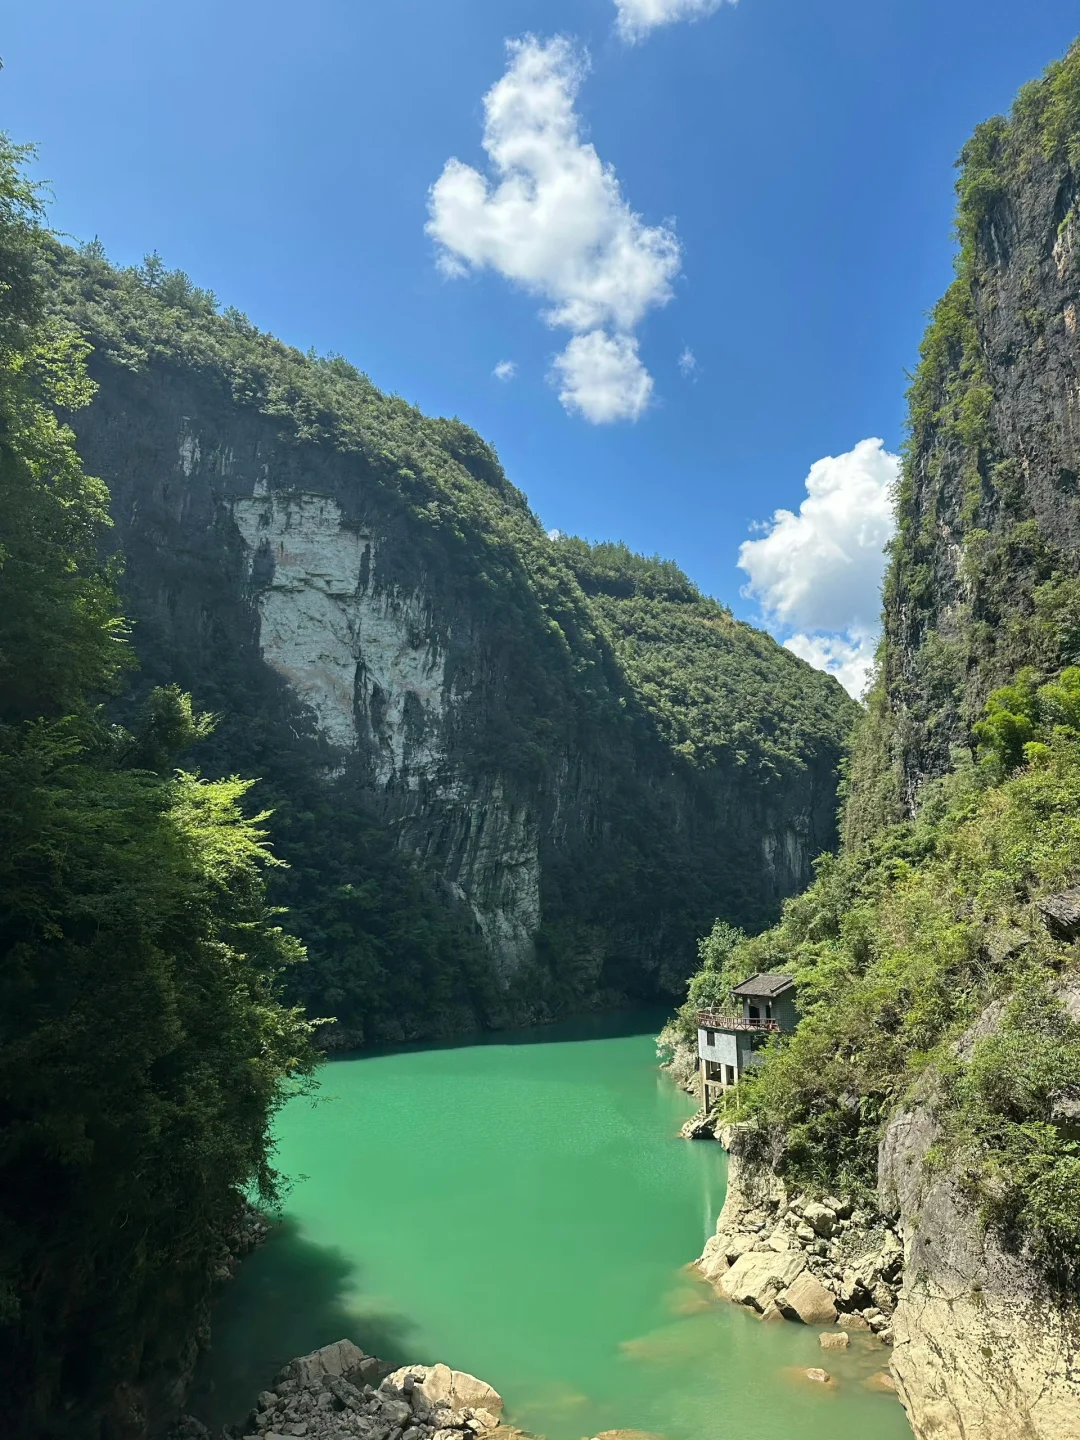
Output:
top-left (48, 244), bottom-right (856, 1042)
top-left (847, 44), bottom-right (1080, 841)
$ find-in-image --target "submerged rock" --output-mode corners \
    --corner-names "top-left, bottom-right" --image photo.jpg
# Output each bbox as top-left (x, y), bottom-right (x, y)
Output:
top-left (819, 1332), bottom-right (850, 1350)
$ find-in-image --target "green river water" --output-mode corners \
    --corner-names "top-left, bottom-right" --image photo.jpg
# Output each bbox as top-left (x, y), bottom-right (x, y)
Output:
top-left (191, 1012), bottom-right (910, 1440)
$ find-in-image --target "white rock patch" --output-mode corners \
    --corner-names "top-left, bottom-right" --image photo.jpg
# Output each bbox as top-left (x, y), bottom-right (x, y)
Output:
top-left (231, 489), bottom-right (447, 781)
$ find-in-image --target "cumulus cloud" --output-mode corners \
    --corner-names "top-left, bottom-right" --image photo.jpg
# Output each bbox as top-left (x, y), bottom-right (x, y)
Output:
top-left (738, 438), bottom-right (899, 698)
top-left (493, 359), bottom-right (517, 381)
top-left (783, 629), bottom-right (879, 703)
top-left (551, 330), bottom-right (653, 422)
top-left (427, 36), bottom-right (679, 423)
top-left (614, 0), bottom-right (731, 43)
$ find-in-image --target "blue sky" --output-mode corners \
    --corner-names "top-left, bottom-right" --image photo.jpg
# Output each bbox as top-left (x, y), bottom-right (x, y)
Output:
top-left (5, 0), bottom-right (1078, 693)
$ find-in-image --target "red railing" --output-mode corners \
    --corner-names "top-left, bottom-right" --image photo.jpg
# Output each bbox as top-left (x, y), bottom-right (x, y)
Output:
top-left (696, 1009), bottom-right (780, 1033)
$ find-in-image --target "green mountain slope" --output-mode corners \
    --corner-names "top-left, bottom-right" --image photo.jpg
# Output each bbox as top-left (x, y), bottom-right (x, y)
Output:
top-left (42, 241), bottom-right (858, 1044)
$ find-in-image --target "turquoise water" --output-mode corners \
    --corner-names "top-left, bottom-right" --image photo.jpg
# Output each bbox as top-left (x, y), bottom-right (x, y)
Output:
top-left (191, 1013), bottom-right (910, 1440)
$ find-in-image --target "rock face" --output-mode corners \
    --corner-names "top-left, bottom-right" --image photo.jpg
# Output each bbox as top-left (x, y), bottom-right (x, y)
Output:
top-left (53, 259), bottom-right (853, 1043)
top-left (695, 1141), bottom-right (902, 1341)
top-left (879, 1065), bottom-right (1080, 1439)
top-left (853, 48), bottom-right (1080, 828)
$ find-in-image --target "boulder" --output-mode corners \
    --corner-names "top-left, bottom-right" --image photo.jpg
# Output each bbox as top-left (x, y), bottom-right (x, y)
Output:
top-left (276, 1339), bottom-right (370, 1388)
top-left (718, 1250), bottom-right (806, 1311)
top-left (381, 1363), bottom-right (504, 1417)
top-left (723, 1232), bottom-right (758, 1263)
top-left (801, 1201), bottom-right (837, 1237)
top-left (820, 1331), bottom-right (850, 1350)
top-left (776, 1271), bottom-right (838, 1326)
top-left (805, 1368), bottom-right (831, 1384)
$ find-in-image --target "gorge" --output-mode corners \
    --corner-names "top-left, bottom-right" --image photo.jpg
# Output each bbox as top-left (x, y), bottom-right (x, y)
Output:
top-left (4, 26), bottom-right (1080, 1440)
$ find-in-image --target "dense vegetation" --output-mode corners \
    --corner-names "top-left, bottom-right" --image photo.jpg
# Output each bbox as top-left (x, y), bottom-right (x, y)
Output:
top-left (676, 44), bottom-right (1080, 1298)
top-left (40, 240), bottom-right (856, 1042)
top-left (0, 142), bottom-right (315, 1435)
top-left (677, 678), bottom-right (1080, 1290)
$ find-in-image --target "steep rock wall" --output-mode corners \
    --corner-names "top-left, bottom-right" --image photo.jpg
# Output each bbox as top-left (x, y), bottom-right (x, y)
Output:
top-left (53, 250), bottom-right (855, 1039)
top-left (849, 53), bottom-right (1080, 835)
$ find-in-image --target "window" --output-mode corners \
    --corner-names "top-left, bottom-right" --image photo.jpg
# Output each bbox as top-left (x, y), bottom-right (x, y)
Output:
top-left (705, 1028), bottom-right (715, 1045)
top-left (725, 1065), bottom-right (736, 1086)
top-left (748, 1004), bottom-right (760, 1021)
top-left (765, 1002), bottom-right (773, 1020)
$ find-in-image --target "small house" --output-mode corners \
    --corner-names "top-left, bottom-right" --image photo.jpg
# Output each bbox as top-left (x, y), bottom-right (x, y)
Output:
top-left (696, 973), bottom-right (797, 1108)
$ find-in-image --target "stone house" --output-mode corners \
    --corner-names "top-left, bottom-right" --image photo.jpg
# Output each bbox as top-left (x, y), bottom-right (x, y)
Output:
top-left (696, 973), bottom-right (797, 1107)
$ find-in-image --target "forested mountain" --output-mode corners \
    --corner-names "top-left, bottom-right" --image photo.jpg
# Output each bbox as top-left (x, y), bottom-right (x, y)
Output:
top-left (41, 241), bottom-right (857, 1046)
top-left (0, 143), bottom-right (315, 1437)
top-left (678, 42), bottom-right (1080, 1440)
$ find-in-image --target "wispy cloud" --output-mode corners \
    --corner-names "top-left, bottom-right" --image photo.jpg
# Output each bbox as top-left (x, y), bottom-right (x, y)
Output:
top-left (493, 359), bottom-right (517, 381)
top-left (677, 345), bottom-right (698, 379)
top-left (738, 438), bottom-right (899, 699)
top-left (427, 36), bottom-right (680, 423)
top-left (614, 0), bottom-right (732, 43)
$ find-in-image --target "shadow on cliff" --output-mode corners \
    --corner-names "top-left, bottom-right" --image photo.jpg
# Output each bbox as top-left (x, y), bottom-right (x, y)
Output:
top-left (187, 1216), bottom-right (416, 1431)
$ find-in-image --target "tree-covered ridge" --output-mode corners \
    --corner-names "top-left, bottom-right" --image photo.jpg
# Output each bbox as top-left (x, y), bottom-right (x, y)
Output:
top-left (36, 238), bottom-right (858, 1043)
top-left (847, 40), bottom-right (1080, 842)
top-left (0, 142), bottom-right (315, 1435)
top-left (45, 243), bottom-right (855, 792)
top-left (558, 537), bottom-right (853, 777)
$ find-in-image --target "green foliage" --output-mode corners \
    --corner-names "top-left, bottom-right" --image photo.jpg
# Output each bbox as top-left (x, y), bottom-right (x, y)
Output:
top-left (556, 536), bottom-right (855, 778)
top-left (670, 920), bottom-right (750, 1036)
top-left (686, 678), bottom-right (1080, 1289)
top-left (944, 988), bottom-right (1080, 1288)
top-left (0, 135), bottom-right (316, 1432)
top-left (973, 666), bottom-right (1080, 777)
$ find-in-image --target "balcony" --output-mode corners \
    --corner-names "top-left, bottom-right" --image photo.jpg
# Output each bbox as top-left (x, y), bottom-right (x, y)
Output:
top-left (696, 1009), bottom-right (780, 1034)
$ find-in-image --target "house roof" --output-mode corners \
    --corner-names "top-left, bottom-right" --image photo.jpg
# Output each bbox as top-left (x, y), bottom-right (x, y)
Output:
top-left (731, 972), bottom-right (795, 999)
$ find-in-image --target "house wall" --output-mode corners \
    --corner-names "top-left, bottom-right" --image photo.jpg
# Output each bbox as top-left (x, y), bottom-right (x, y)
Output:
top-left (697, 1028), bottom-right (738, 1068)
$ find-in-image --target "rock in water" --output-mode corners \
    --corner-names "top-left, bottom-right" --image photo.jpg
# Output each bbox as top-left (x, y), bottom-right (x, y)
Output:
top-left (381, 1362), bottom-right (504, 1417)
top-left (804, 1368), bottom-right (831, 1384)
top-left (776, 1271), bottom-right (838, 1326)
top-left (819, 1331), bottom-right (851, 1350)
top-left (717, 1249), bottom-right (807, 1311)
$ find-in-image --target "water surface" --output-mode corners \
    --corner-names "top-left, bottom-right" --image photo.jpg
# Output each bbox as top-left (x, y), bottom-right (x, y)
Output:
top-left (192, 1012), bottom-right (909, 1440)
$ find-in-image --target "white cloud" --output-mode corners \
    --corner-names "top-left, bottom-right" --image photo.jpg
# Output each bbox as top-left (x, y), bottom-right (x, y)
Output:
top-left (551, 329), bottom-right (653, 423)
top-left (493, 359), bottom-right (517, 381)
top-left (615, 0), bottom-right (731, 43)
top-left (677, 345), bottom-right (697, 378)
top-left (427, 36), bottom-right (679, 423)
top-left (784, 629), bottom-right (879, 702)
top-left (738, 438), bottom-right (898, 699)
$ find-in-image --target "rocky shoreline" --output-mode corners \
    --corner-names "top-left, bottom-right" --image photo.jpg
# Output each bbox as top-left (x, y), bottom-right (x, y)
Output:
top-left (694, 1132), bottom-right (901, 1345)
